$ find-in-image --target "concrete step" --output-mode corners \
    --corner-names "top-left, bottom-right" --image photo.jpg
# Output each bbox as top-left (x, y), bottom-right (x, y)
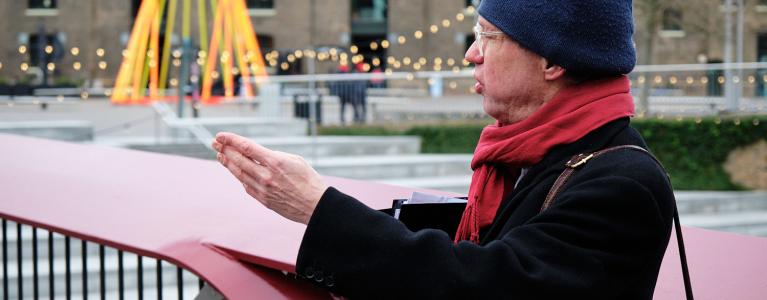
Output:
top-left (98, 135), bottom-right (422, 160)
top-left (377, 175), bottom-right (471, 195)
top-left (310, 154), bottom-right (473, 180)
top-left (681, 211), bottom-right (767, 237)
top-left (674, 191), bottom-right (767, 214)
top-left (0, 120), bottom-right (93, 142)
top-left (167, 117), bottom-right (307, 138)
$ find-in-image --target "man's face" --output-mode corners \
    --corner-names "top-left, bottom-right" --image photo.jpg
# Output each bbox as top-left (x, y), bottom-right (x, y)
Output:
top-left (466, 17), bottom-right (549, 125)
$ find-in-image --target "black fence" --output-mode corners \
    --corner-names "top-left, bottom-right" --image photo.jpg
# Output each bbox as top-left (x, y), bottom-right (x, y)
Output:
top-left (1, 218), bottom-right (207, 300)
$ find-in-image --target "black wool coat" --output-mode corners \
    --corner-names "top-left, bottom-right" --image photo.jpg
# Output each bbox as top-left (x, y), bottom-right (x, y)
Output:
top-left (296, 118), bottom-right (675, 299)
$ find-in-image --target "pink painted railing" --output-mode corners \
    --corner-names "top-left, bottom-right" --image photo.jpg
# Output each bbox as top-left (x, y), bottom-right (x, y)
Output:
top-left (1, 133), bottom-right (766, 299)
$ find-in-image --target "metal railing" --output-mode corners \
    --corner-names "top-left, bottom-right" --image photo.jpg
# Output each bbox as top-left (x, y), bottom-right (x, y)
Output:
top-left (1, 218), bottom-right (208, 300)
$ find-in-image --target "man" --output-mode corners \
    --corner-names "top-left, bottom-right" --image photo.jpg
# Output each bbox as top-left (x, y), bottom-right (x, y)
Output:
top-left (212, 0), bottom-right (674, 298)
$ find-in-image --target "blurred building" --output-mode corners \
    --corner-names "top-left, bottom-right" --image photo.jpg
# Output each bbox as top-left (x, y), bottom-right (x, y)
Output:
top-left (0, 0), bottom-right (766, 87)
top-left (0, 0), bottom-right (475, 86)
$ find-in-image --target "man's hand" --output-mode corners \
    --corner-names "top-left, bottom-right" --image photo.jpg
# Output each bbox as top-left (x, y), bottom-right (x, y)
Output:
top-left (212, 132), bottom-right (328, 224)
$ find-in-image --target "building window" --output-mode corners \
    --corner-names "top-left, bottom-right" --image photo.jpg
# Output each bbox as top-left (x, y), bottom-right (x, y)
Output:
top-left (660, 9), bottom-right (685, 38)
top-left (352, 0), bottom-right (388, 23)
top-left (247, 0), bottom-right (276, 17)
top-left (247, 0), bottom-right (273, 9)
top-left (29, 0), bottom-right (56, 9)
top-left (758, 0), bottom-right (767, 13)
top-left (27, 0), bottom-right (58, 16)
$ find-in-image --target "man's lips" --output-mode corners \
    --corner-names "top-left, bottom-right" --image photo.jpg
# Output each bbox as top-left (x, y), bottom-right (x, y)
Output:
top-left (474, 81), bottom-right (484, 94)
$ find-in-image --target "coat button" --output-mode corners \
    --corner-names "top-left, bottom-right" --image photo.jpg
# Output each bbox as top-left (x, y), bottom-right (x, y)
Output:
top-left (304, 266), bottom-right (315, 279)
top-left (325, 275), bottom-right (335, 287)
top-left (314, 270), bottom-right (324, 282)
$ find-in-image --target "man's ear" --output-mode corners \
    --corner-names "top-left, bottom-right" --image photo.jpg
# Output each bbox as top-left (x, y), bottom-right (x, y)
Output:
top-left (543, 60), bottom-right (567, 81)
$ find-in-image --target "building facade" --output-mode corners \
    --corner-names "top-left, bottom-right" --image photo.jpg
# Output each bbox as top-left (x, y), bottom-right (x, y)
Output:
top-left (0, 0), bottom-right (765, 88)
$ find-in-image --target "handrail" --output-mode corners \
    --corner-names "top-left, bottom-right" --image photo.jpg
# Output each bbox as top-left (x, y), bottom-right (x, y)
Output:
top-left (2, 134), bottom-right (767, 299)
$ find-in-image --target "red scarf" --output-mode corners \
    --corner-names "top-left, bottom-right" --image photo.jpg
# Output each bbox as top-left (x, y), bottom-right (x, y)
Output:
top-left (454, 76), bottom-right (635, 243)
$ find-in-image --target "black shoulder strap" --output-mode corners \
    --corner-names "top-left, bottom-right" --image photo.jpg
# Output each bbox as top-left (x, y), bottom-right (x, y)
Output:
top-left (540, 145), bottom-right (694, 300)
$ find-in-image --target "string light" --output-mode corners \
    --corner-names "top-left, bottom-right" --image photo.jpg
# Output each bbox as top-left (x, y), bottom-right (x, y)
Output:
top-left (447, 58), bottom-right (456, 66)
top-left (413, 63), bottom-right (421, 70)
top-left (0, 62), bottom-right (3, 70)
top-left (414, 30), bottom-right (423, 39)
top-left (80, 91), bottom-right (89, 100)
top-left (294, 50), bottom-right (303, 58)
top-left (71, 47), bottom-right (80, 56)
top-left (385, 68), bottom-right (393, 75)
top-left (669, 76), bottom-right (677, 85)
top-left (434, 65), bottom-right (442, 71)
top-left (173, 59), bottom-right (181, 67)
top-left (20, 62), bottom-right (29, 71)
top-left (442, 19), bottom-right (451, 28)
top-left (654, 75), bottom-right (662, 84)
top-left (380, 40), bottom-right (390, 49)
top-left (172, 50), bottom-right (182, 58)
top-left (280, 62), bottom-right (289, 70)
top-left (717, 76), bottom-right (725, 84)
top-left (329, 48), bottom-right (338, 56)
top-left (700, 76), bottom-right (709, 84)
top-left (96, 48), bottom-right (105, 57)
top-left (430, 25), bottom-right (439, 33)
top-left (449, 81), bottom-right (458, 89)
top-left (452, 66), bottom-right (461, 73)
top-left (418, 57), bottom-right (427, 65)
top-left (122, 50), bottom-right (129, 57)
top-left (747, 76), bottom-right (755, 84)
top-left (45, 45), bottom-right (54, 54)
top-left (686, 76), bottom-right (694, 85)
top-left (370, 42), bottom-right (379, 51)
top-left (637, 76), bottom-right (645, 84)
top-left (287, 54), bottom-right (296, 62)
top-left (403, 57), bottom-right (412, 65)
top-left (350, 45), bottom-right (359, 54)
top-left (99, 61), bottom-right (108, 70)
top-left (406, 73), bottom-right (415, 81)
top-left (456, 13), bottom-right (465, 21)
top-left (733, 76), bottom-right (740, 84)
top-left (18, 45), bottom-right (27, 54)
top-left (372, 57), bottom-right (381, 66)
top-left (73, 62), bottom-right (82, 70)
top-left (398, 36), bottom-right (407, 44)
top-left (434, 57), bottom-right (443, 65)
top-left (462, 59), bottom-right (470, 66)
top-left (46, 63), bottom-right (55, 71)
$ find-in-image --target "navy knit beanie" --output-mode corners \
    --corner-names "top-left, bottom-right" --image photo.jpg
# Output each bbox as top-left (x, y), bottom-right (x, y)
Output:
top-left (478, 0), bottom-right (636, 76)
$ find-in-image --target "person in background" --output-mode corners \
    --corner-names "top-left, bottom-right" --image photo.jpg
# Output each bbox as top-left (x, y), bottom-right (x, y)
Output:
top-left (329, 64), bottom-right (353, 125)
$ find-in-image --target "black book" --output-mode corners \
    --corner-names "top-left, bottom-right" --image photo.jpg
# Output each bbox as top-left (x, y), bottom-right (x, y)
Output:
top-left (380, 197), bottom-right (468, 240)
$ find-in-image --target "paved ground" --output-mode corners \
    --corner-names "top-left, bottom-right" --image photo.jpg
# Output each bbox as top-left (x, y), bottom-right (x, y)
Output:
top-left (1, 95), bottom-right (765, 140)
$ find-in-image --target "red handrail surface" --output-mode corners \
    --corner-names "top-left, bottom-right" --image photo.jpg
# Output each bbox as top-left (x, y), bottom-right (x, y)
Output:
top-left (1, 133), bottom-right (766, 299)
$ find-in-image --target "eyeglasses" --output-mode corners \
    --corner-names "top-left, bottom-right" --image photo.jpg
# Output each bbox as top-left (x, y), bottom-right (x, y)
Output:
top-left (473, 23), bottom-right (505, 57)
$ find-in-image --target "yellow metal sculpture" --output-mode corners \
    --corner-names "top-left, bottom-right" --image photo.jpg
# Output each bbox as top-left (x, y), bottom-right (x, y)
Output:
top-left (112, 0), bottom-right (267, 105)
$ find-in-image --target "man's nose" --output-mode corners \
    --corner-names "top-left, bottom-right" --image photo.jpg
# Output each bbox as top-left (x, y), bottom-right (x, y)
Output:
top-left (465, 41), bottom-right (483, 65)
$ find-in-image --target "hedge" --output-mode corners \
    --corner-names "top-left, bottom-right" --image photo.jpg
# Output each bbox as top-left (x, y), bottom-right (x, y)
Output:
top-left (320, 116), bottom-right (767, 190)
